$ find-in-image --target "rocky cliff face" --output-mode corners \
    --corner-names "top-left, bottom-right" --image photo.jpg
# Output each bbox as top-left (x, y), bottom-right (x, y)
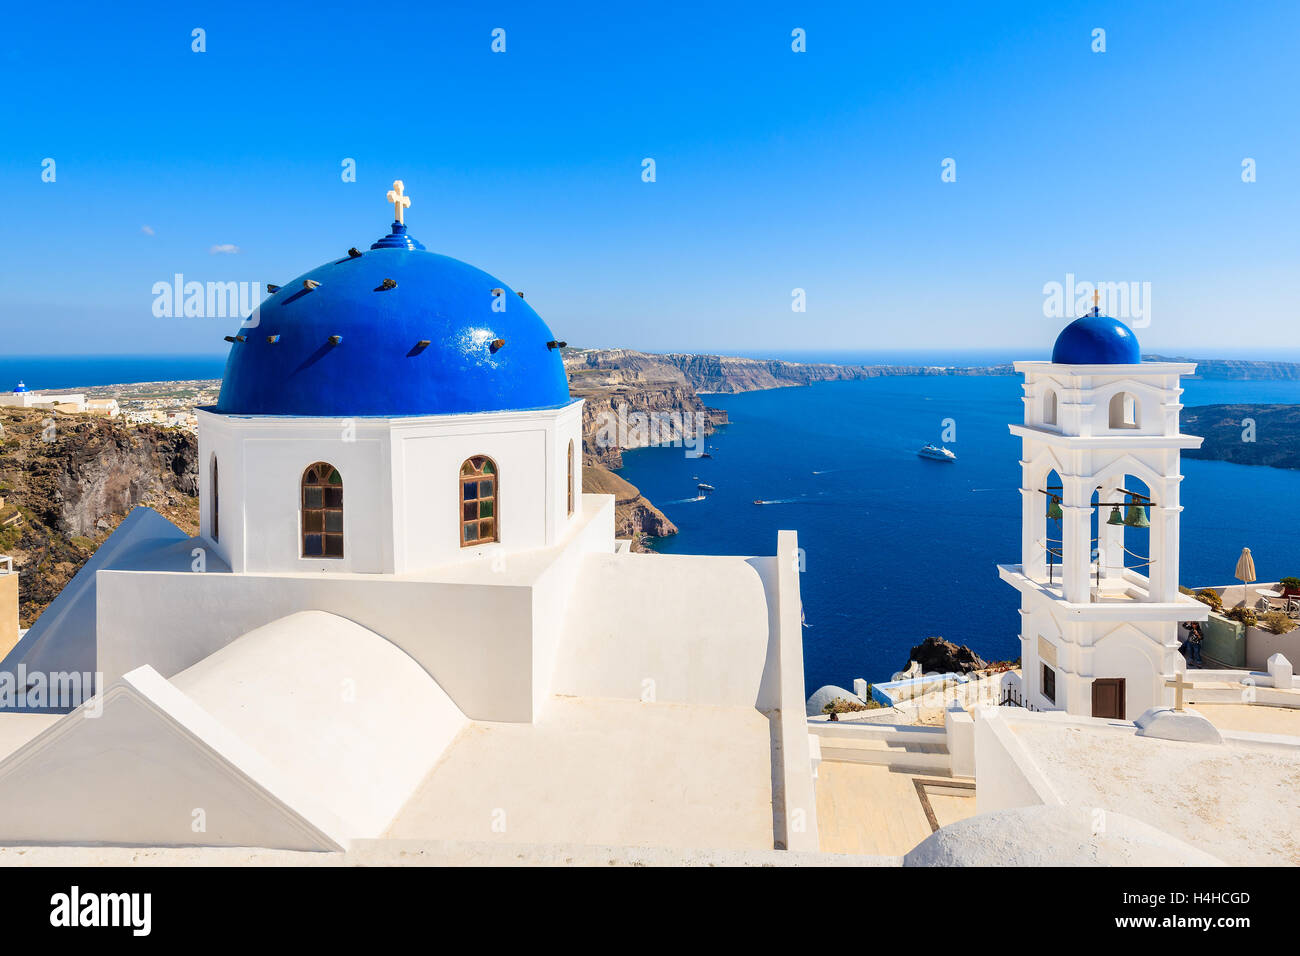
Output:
top-left (1147, 356), bottom-right (1300, 380)
top-left (0, 408), bottom-right (199, 626)
top-left (1183, 404), bottom-right (1300, 469)
top-left (566, 348), bottom-right (1013, 395)
top-left (572, 382), bottom-right (716, 469)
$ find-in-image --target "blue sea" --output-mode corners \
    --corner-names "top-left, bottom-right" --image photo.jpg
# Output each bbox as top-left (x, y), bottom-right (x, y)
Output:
top-left (620, 374), bottom-right (1300, 694)
top-left (0, 355), bottom-right (227, 391)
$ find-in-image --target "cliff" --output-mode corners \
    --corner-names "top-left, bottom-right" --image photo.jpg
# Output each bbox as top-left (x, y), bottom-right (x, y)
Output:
top-left (582, 464), bottom-right (677, 545)
top-left (0, 407), bottom-right (199, 626)
top-left (566, 347), bottom-right (1012, 395)
top-left (1183, 404), bottom-right (1300, 469)
top-left (1147, 356), bottom-right (1300, 381)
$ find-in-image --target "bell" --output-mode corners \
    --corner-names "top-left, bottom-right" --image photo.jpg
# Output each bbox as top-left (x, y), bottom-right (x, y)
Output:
top-left (1124, 504), bottom-right (1150, 528)
top-left (1047, 498), bottom-right (1063, 521)
top-left (1107, 505), bottom-right (1124, 526)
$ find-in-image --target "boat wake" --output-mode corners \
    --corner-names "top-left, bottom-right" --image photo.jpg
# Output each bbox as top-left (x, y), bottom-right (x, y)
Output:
top-left (665, 495), bottom-right (707, 504)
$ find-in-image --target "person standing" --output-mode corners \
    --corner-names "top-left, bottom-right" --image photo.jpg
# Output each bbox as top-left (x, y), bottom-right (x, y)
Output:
top-left (1184, 621), bottom-right (1204, 667)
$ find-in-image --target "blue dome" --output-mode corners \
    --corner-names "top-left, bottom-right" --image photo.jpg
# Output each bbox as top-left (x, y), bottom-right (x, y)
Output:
top-left (1051, 313), bottom-right (1141, 365)
top-left (12, 381), bottom-right (26, 393)
top-left (215, 225), bottom-right (570, 417)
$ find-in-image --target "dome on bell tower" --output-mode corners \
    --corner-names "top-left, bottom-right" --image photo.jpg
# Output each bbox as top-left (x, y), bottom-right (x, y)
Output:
top-left (1051, 305), bottom-right (1141, 365)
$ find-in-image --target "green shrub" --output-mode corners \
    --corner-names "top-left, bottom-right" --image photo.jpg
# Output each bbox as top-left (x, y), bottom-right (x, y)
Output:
top-left (1225, 606), bottom-right (1257, 627)
top-left (1261, 610), bottom-right (1297, 634)
top-left (1195, 588), bottom-right (1223, 611)
top-left (822, 696), bottom-right (880, 715)
top-left (1280, 577), bottom-right (1300, 593)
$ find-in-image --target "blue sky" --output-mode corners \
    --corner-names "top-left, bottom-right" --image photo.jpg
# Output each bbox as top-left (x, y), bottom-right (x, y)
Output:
top-left (2, 0), bottom-right (1296, 357)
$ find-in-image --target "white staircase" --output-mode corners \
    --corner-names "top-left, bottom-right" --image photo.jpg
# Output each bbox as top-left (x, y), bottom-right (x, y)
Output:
top-left (809, 722), bottom-right (951, 774)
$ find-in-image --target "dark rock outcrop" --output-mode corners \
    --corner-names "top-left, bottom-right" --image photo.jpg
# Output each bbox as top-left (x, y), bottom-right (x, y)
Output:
top-left (907, 636), bottom-right (987, 675)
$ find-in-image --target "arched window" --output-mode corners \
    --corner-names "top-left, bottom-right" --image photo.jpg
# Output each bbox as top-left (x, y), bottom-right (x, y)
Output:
top-left (1109, 392), bottom-right (1139, 429)
top-left (302, 462), bottom-right (343, 558)
top-left (567, 439), bottom-right (575, 516)
top-left (1043, 389), bottom-right (1058, 426)
top-left (210, 454), bottom-right (220, 542)
top-left (461, 456), bottom-right (498, 546)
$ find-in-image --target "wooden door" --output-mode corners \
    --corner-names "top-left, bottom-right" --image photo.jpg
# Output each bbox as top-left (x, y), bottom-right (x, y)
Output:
top-left (1091, 678), bottom-right (1126, 719)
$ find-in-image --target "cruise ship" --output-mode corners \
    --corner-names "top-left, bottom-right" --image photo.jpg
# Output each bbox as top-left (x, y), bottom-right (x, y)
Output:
top-left (917, 443), bottom-right (957, 462)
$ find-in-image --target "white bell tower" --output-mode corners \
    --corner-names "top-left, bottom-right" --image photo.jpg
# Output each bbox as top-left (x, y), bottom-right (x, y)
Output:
top-left (998, 307), bottom-right (1209, 719)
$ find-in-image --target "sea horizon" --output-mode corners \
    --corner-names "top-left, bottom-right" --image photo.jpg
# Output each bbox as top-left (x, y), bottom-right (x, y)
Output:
top-left (8, 344), bottom-right (1300, 393)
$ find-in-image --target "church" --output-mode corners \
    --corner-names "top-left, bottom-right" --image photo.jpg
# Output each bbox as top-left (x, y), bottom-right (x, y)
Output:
top-left (0, 184), bottom-right (818, 856)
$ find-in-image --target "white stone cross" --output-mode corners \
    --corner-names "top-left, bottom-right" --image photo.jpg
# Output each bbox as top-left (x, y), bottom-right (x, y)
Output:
top-left (1165, 672), bottom-right (1194, 712)
top-left (387, 180), bottom-right (411, 224)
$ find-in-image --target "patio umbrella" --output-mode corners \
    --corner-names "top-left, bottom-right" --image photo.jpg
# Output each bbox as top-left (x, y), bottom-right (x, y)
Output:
top-left (1234, 547), bottom-right (1257, 609)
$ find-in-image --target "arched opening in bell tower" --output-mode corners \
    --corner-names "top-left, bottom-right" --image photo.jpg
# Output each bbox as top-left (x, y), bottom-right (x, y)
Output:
top-left (1091, 475), bottom-right (1153, 597)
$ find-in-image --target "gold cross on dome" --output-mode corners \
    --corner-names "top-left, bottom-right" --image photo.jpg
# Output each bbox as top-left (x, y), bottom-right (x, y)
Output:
top-left (1165, 672), bottom-right (1194, 711)
top-left (1093, 288), bottom-right (1101, 313)
top-left (387, 180), bottom-right (411, 224)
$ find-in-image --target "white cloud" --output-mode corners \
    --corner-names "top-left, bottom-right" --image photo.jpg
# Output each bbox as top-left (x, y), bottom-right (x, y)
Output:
top-left (209, 243), bottom-right (240, 255)
top-left (140, 225), bottom-right (155, 236)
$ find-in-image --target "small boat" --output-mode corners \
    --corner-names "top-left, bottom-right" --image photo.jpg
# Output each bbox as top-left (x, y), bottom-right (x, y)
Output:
top-left (753, 499), bottom-right (766, 506)
top-left (697, 483), bottom-right (715, 492)
top-left (917, 443), bottom-right (957, 462)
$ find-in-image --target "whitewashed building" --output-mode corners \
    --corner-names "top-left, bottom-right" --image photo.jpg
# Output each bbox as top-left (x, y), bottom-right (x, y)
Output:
top-left (0, 186), bottom-right (817, 856)
top-left (998, 304), bottom-right (1209, 718)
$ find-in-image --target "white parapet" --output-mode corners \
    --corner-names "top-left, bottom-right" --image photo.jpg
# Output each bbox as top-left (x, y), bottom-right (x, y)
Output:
top-left (1267, 653), bottom-right (1294, 688)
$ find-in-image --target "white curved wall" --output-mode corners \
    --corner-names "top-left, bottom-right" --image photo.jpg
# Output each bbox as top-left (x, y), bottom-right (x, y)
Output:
top-left (172, 610), bottom-right (467, 837)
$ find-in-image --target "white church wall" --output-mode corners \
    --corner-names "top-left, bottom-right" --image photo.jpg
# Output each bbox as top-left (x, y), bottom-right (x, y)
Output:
top-left (394, 422), bottom-right (547, 570)
top-left (1087, 624), bottom-right (1164, 717)
top-left (245, 433), bottom-right (391, 574)
top-left (528, 493), bottom-right (614, 719)
top-left (546, 403), bottom-right (583, 540)
top-left (197, 403), bottom-right (584, 577)
top-left (198, 411), bottom-right (396, 575)
top-left (97, 495), bottom-right (619, 723)
top-left (549, 551), bottom-right (773, 707)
